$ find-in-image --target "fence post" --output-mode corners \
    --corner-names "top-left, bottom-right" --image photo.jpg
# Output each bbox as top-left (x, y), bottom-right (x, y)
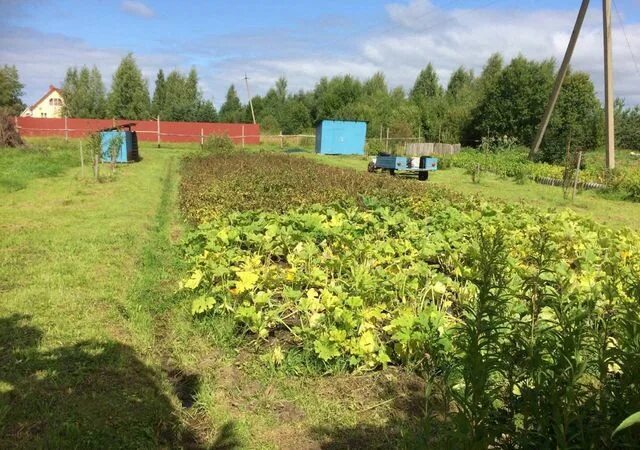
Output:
top-left (80, 141), bottom-right (84, 177)
top-left (157, 116), bottom-right (160, 148)
top-left (242, 125), bottom-right (245, 148)
top-left (280, 131), bottom-right (284, 149)
top-left (385, 128), bottom-right (389, 153)
top-left (200, 128), bottom-right (204, 149)
top-left (64, 115), bottom-right (68, 141)
top-left (572, 151), bottom-right (583, 201)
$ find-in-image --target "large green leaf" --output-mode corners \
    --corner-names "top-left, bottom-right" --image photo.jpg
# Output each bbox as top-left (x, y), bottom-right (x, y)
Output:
top-left (612, 411), bottom-right (640, 436)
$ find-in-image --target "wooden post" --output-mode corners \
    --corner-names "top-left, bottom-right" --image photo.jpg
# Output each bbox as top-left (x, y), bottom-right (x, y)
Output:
top-left (379, 125), bottom-right (383, 142)
top-left (157, 116), bottom-right (161, 148)
top-left (242, 125), bottom-right (245, 148)
top-left (80, 141), bottom-right (84, 177)
top-left (603, 0), bottom-right (615, 169)
top-left (385, 128), bottom-right (389, 153)
top-left (64, 115), bottom-right (68, 142)
top-left (530, 0), bottom-right (591, 157)
top-left (200, 128), bottom-right (204, 149)
top-left (280, 131), bottom-right (284, 149)
top-left (572, 151), bottom-right (583, 200)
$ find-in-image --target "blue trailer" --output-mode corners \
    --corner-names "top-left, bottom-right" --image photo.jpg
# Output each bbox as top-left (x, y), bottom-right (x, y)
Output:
top-left (368, 155), bottom-right (438, 181)
top-left (100, 123), bottom-right (139, 163)
top-left (315, 119), bottom-right (367, 155)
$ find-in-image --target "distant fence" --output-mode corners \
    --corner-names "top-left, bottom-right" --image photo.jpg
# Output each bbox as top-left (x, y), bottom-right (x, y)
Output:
top-left (405, 142), bottom-right (462, 156)
top-left (14, 117), bottom-right (260, 145)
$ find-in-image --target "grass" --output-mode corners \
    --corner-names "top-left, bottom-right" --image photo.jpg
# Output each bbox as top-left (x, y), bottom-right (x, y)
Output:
top-left (0, 139), bottom-right (78, 192)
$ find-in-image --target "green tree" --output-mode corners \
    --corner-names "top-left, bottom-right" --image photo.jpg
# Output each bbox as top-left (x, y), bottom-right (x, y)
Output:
top-left (281, 100), bottom-right (311, 134)
top-left (469, 55), bottom-right (555, 147)
top-left (476, 53), bottom-right (504, 96)
top-left (541, 71), bottom-right (602, 162)
top-left (0, 65), bottom-right (25, 115)
top-left (151, 69), bottom-right (166, 117)
top-left (107, 53), bottom-right (151, 119)
top-left (197, 99), bottom-right (218, 122)
top-left (447, 67), bottom-right (474, 99)
top-left (62, 65), bottom-right (106, 118)
top-left (410, 63), bottom-right (443, 102)
top-left (219, 85), bottom-right (244, 122)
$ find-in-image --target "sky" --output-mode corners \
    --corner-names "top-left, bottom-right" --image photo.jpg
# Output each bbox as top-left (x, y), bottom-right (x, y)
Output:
top-left (2, 0), bottom-right (640, 108)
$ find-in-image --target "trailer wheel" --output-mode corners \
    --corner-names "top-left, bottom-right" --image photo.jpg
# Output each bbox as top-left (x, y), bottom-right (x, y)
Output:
top-left (389, 169), bottom-right (396, 176)
top-left (367, 161), bottom-right (376, 173)
top-left (418, 171), bottom-right (429, 181)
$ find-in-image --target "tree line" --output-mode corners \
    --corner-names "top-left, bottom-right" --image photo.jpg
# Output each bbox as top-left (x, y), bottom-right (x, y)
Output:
top-left (2, 52), bottom-right (639, 161)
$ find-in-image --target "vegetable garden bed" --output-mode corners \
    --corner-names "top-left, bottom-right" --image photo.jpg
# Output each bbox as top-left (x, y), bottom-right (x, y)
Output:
top-left (179, 150), bottom-right (640, 448)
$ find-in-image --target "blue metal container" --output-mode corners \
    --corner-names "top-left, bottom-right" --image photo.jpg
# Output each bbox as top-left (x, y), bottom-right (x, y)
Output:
top-left (100, 130), bottom-right (136, 163)
top-left (315, 119), bottom-right (367, 155)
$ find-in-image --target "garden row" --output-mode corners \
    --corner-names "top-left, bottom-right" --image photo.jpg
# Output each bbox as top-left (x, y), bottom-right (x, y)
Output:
top-left (440, 148), bottom-right (640, 201)
top-left (179, 150), bottom-right (640, 447)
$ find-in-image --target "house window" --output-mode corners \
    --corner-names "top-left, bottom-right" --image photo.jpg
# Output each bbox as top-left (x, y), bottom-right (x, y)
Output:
top-left (41, 112), bottom-right (47, 118)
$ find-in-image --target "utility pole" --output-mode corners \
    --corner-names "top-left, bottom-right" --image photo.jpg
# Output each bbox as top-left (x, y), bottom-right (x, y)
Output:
top-left (603, 0), bottom-right (615, 169)
top-left (243, 73), bottom-right (256, 125)
top-left (531, 0), bottom-right (616, 169)
top-left (530, 0), bottom-right (590, 158)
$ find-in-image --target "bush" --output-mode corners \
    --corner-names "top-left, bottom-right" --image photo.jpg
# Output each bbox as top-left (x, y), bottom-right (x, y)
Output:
top-left (623, 173), bottom-right (640, 202)
top-left (366, 139), bottom-right (384, 155)
top-left (202, 134), bottom-right (235, 154)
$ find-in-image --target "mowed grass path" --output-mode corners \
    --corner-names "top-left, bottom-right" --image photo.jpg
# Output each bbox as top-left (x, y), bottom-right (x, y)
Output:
top-left (0, 147), bottom-right (200, 448)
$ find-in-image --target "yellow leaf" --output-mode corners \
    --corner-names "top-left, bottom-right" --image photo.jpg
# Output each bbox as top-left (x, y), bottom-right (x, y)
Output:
top-left (184, 269), bottom-right (203, 290)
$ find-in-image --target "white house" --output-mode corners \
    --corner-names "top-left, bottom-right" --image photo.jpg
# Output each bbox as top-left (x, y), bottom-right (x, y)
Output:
top-left (20, 85), bottom-right (64, 118)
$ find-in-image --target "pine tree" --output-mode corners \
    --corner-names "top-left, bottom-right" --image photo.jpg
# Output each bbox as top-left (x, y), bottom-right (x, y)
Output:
top-left (107, 53), bottom-right (150, 119)
top-left (219, 85), bottom-right (243, 122)
top-left (151, 69), bottom-right (166, 118)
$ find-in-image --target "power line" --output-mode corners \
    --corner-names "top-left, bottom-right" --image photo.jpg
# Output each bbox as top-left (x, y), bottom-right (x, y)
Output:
top-left (612, 0), bottom-right (640, 79)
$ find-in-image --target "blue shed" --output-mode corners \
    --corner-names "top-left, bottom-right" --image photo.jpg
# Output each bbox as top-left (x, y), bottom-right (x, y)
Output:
top-left (315, 119), bottom-right (367, 155)
top-left (100, 123), bottom-right (139, 163)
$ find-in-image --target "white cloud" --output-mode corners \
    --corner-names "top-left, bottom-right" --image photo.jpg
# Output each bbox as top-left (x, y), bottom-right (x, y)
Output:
top-left (0, 27), bottom-right (184, 104)
top-left (120, 1), bottom-right (155, 19)
top-left (200, 0), bottom-right (640, 105)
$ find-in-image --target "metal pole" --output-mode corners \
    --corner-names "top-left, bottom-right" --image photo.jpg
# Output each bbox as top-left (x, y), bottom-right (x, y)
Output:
top-left (157, 115), bottom-right (160, 148)
top-left (530, 0), bottom-right (591, 157)
top-left (200, 128), bottom-right (204, 149)
top-left (603, 0), bottom-right (616, 169)
top-left (64, 115), bottom-right (68, 141)
top-left (244, 73), bottom-right (256, 125)
top-left (242, 125), bottom-right (245, 148)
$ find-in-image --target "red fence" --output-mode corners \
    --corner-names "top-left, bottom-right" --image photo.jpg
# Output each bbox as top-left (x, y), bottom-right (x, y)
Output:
top-left (15, 117), bottom-right (260, 145)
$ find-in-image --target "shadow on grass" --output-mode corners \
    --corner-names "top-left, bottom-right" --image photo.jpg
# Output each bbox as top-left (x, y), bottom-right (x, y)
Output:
top-left (0, 314), bottom-right (239, 449)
